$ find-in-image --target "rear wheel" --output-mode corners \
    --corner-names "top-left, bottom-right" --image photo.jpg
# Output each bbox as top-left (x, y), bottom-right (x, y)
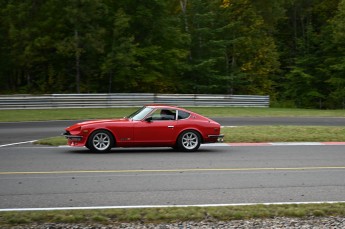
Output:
top-left (177, 130), bottom-right (201, 152)
top-left (87, 130), bottom-right (114, 153)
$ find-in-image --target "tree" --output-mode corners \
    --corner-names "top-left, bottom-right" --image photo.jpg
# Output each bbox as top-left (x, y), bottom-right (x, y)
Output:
top-left (1, 1), bottom-right (44, 93)
top-left (276, 0), bottom-right (341, 108)
top-left (56, 0), bottom-right (106, 93)
top-left (100, 7), bottom-right (138, 93)
top-left (0, 0), bottom-right (107, 93)
top-left (181, 0), bottom-right (281, 95)
top-left (116, 0), bottom-right (189, 93)
top-left (328, 0), bottom-right (345, 108)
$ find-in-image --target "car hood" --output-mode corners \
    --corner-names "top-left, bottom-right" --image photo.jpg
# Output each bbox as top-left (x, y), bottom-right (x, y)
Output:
top-left (66, 118), bottom-right (129, 130)
top-left (79, 118), bottom-right (130, 125)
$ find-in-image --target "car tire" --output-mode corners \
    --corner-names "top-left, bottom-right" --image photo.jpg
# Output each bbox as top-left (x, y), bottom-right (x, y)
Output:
top-left (177, 130), bottom-right (201, 152)
top-left (87, 130), bottom-right (114, 153)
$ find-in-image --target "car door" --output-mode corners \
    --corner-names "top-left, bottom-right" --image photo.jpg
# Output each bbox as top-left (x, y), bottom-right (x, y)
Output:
top-left (133, 108), bottom-right (177, 145)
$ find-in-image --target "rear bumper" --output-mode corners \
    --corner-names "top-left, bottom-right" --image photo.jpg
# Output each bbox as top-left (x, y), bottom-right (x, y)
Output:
top-left (207, 134), bottom-right (224, 142)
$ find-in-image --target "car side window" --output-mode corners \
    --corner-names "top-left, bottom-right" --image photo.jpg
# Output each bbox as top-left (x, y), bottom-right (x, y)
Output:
top-left (177, 110), bottom-right (190, 120)
top-left (151, 109), bottom-right (176, 121)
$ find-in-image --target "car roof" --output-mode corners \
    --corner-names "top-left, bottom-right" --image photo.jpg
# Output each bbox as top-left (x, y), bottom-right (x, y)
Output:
top-left (144, 104), bottom-right (201, 117)
top-left (145, 104), bottom-right (193, 112)
top-left (145, 104), bottom-right (179, 109)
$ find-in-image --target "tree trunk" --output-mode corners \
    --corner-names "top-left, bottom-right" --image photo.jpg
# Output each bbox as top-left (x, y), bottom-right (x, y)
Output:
top-left (75, 29), bottom-right (80, 93)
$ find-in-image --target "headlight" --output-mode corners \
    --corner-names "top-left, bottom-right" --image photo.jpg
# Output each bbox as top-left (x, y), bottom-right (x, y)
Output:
top-left (69, 126), bottom-right (82, 135)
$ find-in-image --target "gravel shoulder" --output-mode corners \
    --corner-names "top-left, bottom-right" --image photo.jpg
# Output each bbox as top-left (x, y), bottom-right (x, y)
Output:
top-left (9, 216), bottom-right (345, 229)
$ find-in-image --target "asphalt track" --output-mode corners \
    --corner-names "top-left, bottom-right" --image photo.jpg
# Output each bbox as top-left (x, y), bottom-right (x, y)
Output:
top-left (0, 144), bottom-right (345, 209)
top-left (0, 117), bottom-right (344, 210)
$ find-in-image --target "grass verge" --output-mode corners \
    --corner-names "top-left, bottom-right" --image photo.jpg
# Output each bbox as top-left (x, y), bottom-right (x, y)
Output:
top-left (1, 203), bottom-right (345, 227)
top-left (1, 107), bottom-right (345, 122)
top-left (224, 126), bottom-right (345, 143)
top-left (35, 126), bottom-right (345, 146)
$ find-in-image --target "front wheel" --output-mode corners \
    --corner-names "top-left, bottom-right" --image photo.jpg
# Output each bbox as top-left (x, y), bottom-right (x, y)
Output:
top-left (177, 130), bottom-right (201, 152)
top-left (87, 130), bottom-right (114, 153)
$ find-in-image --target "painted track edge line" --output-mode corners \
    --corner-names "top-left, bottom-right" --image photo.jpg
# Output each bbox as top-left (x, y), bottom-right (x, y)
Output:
top-left (1, 201), bottom-right (345, 212)
top-left (2, 141), bottom-right (344, 149)
top-left (0, 140), bottom-right (37, 148)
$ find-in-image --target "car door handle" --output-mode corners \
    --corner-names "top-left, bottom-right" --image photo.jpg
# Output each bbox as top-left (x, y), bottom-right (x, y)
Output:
top-left (168, 126), bottom-right (174, 128)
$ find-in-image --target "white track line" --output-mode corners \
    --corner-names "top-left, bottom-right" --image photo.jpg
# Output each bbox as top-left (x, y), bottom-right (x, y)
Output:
top-left (0, 140), bottom-right (37, 148)
top-left (2, 141), bottom-right (345, 148)
top-left (1, 201), bottom-right (345, 212)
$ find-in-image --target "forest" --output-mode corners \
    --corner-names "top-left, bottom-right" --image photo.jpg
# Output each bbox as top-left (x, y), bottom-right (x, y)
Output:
top-left (0, 0), bottom-right (345, 109)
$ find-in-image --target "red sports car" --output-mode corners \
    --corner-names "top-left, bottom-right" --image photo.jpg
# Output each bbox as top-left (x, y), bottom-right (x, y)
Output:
top-left (63, 105), bottom-right (224, 152)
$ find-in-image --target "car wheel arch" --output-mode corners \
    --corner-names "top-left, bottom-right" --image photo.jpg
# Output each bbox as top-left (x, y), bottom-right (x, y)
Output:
top-left (88, 128), bottom-right (117, 142)
top-left (87, 128), bottom-right (116, 152)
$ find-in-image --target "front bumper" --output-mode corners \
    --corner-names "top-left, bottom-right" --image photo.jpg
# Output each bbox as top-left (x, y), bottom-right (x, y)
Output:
top-left (62, 131), bottom-right (83, 141)
top-left (208, 134), bottom-right (225, 142)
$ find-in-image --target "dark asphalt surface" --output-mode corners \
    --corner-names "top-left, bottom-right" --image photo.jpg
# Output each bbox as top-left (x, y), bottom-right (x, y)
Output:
top-left (0, 144), bottom-right (345, 209)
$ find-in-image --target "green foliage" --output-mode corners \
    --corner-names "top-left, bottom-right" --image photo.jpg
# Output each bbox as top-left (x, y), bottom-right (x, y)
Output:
top-left (276, 0), bottom-right (343, 108)
top-left (1, 0), bottom-right (345, 108)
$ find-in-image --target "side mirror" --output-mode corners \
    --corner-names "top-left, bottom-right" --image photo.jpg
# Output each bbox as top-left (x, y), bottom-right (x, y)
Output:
top-left (145, 117), bottom-right (153, 122)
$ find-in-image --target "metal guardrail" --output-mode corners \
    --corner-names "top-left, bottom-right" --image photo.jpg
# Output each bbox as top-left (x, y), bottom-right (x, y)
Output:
top-left (0, 93), bottom-right (270, 109)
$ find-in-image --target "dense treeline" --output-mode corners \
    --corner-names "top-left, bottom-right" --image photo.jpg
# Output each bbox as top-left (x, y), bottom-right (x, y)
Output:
top-left (0, 0), bottom-right (344, 108)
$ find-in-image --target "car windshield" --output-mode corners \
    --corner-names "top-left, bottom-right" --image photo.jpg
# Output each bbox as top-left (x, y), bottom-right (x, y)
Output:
top-left (127, 106), bottom-right (154, 121)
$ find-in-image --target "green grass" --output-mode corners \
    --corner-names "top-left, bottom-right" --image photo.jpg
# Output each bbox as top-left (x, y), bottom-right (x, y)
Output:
top-left (223, 126), bottom-right (345, 143)
top-left (1, 203), bottom-right (345, 227)
top-left (1, 107), bottom-right (345, 122)
top-left (35, 125), bottom-right (345, 146)
top-left (35, 137), bottom-right (67, 146)
top-left (0, 108), bottom-right (138, 122)
top-left (189, 107), bottom-right (345, 117)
